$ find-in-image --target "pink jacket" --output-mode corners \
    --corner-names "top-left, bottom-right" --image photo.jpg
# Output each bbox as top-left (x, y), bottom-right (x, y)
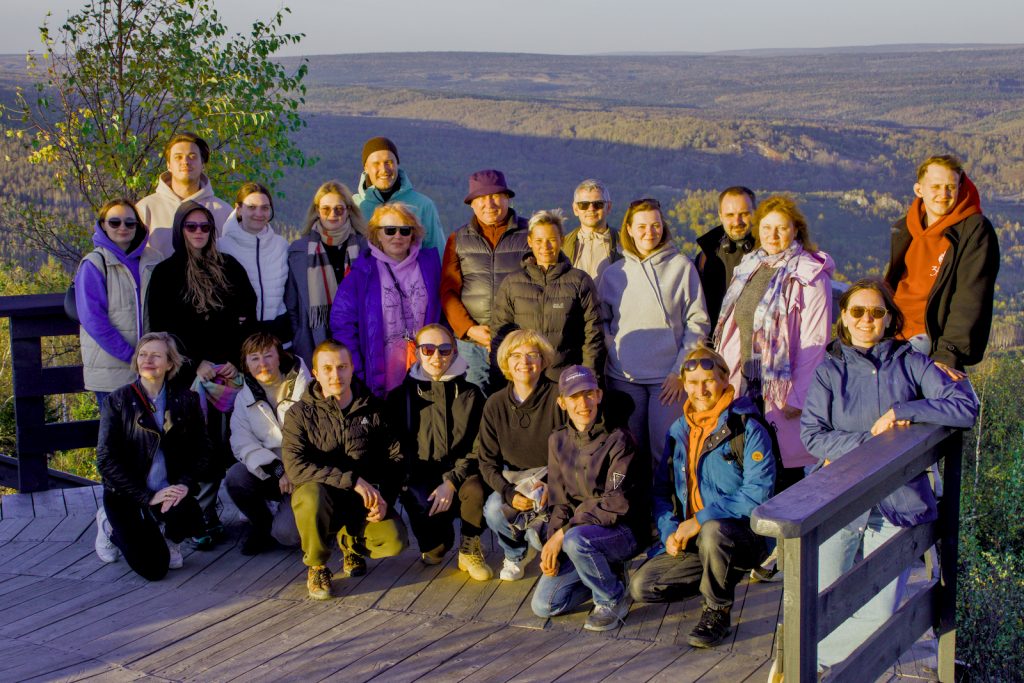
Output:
top-left (717, 249), bottom-right (834, 468)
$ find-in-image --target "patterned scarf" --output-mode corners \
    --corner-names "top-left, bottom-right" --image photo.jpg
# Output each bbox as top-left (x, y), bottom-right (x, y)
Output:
top-left (190, 367), bottom-right (244, 419)
top-left (306, 218), bottom-right (359, 332)
top-left (715, 243), bottom-right (805, 409)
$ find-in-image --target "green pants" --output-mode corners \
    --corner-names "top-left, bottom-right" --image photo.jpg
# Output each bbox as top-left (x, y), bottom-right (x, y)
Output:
top-left (292, 482), bottom-right (408, 567)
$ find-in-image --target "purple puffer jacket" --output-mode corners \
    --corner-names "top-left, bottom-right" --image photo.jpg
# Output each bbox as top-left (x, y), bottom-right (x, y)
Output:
top-left (329, 245), bottom-right (441, 397)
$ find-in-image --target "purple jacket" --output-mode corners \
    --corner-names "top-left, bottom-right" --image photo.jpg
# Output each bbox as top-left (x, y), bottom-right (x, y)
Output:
top-left (75, 221), bottom-right (149, 363)
top-left (330, 246), bottom-right (441, 397)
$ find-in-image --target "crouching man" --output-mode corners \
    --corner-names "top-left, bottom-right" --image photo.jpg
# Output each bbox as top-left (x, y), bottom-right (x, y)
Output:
top-left (531, 365), bottom-right (647, 632)
top-left (282, 339), bottom-right (408, 600)
top-left (630, 347), bottom-right (775, 647)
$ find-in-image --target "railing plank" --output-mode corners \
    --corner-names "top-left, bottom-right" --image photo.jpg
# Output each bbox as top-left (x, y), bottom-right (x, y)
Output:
top-left (817, 521), bottom-right (938, 640)
top-left (20, 421), bottom-right (100, 453)
top-left (13, 366), bottom-right (87, 399)
top-left (824, 582), bottom-right (938, 682)
top-left (752, 424), bottom-right (951, 540)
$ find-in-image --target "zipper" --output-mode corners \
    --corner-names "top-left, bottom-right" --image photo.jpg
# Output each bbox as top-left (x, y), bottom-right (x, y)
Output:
top-left (256, 236), bottom-right (266, 320)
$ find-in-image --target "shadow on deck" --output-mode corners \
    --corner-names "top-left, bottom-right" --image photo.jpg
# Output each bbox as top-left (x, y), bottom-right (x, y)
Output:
top-left (0, 487), bottom-right (935, 683)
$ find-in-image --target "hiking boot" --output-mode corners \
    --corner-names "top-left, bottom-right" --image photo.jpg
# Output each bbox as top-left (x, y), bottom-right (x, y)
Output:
top-left (584, 593), bottom-right (630, 632)
top-left (307, 565), bottom-right (333, 600)
top-left (166, 538), bottom-right (183, 570)
top-left (343, 551), bottom-right (367, 577)
top-left (457, 535), bottom-right (493, 581)
top-left (499, 545), bottom-right (537, 581)
top-left (94, 507), bottom-right (119, 563)
top-left (241, 530), bottom-right (277, 556)
top-left (688, 605), bottom-right (732, 648)
top-left (751, 547), bottom-right (782, 583)
top-left (420, 543), bottom-right (447, 566)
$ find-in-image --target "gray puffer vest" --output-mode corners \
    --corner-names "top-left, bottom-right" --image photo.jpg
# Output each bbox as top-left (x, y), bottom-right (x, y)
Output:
top-left (453, 213), bottom-right (529, 326)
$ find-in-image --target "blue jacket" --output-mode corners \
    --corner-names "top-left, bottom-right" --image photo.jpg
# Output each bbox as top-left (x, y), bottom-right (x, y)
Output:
top-left (654, 395), bottom-right (776, 549)
top-left (329, 246), bottom-right (441, 397)
top-left (353, 169), bottom-right (446, 259)
top-left (801, 339), bottom-right (978, 526)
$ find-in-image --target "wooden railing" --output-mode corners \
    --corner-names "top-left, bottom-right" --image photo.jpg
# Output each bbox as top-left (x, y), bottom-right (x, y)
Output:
top-left (0, 293), bottom-right (98, 492)
top-left (752, 423), bottom-right (962, 682)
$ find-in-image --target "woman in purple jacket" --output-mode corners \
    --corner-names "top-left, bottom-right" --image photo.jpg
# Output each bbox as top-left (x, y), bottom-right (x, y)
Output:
top-left (799, 278), bottom-right (978, 672)
top-left (329, 202), bottom-right (441, 398)
top-left (75, 199), bottom-right (158, 404)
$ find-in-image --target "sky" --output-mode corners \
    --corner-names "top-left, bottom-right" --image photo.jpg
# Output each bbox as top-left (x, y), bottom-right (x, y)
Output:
top-left (2, 0), bottom-right (1022, 56)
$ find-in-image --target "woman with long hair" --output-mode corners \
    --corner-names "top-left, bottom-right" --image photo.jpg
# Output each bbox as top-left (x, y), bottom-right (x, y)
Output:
top-left (284, 180), bottom-right (368, 366)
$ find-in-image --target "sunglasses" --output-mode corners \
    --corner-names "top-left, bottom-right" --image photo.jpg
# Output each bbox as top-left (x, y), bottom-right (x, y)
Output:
top-left (105, 218), bottom-right (138, 229)
top-left (847, 306), bottom-right (888, 320)
top-left (183, 222), bottom-right (213, 234)
top-left (382, 226), bottom-right (413, 237)
top-left (576, 201), bottom-right (606, 210)
top-left (681, 358), bottom-right (721, 373)
top-left (417, 343), bottom-right (453, 357)
top-left (319, 205), bottom-right (347, 216)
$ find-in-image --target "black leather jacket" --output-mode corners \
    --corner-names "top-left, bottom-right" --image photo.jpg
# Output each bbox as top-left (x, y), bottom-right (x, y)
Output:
top-left (96, 380), bottom-right (211, 507)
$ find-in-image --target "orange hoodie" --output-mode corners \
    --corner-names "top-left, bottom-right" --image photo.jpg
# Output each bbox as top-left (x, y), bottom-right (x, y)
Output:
top-left (895, 175), bottom-right (982, 338)
top-left (683, 386), bottom-right (735, 519)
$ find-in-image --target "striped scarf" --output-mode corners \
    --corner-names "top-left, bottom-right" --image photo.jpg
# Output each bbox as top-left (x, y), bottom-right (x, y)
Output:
top-left (306, 219), bottom-right (360, 332)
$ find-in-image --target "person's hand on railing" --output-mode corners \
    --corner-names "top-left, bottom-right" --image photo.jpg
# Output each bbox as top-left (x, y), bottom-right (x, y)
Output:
top-left (870, 408), bottom-right (912, 436)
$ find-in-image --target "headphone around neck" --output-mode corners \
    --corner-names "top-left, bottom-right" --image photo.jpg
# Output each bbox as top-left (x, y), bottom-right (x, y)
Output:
top-left (720, 233), bottom-right (755, 254)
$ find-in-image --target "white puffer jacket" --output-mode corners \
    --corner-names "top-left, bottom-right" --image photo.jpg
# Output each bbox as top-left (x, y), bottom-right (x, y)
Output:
top-left (229, 359), bottom-right (312, 479)
top-left (219, 210), bottom-right (290, 322)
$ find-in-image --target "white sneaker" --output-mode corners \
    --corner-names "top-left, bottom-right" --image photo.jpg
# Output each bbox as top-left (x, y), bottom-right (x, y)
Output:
top-left (94, 507), bottom-right (119, 563)
top-left (499, 545), bottom-right (537, 581)
top-left (166, 538), bottom-right (183, 569)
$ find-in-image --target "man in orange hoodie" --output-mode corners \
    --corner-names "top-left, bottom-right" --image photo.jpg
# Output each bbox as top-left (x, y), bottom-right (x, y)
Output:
top-left (885, 155), bottom-right (1000, 378)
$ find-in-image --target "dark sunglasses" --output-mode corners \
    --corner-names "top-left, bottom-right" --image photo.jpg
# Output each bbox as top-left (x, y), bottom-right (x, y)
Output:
top-left (847, 306), bottom-right (887, 320)
top-left (105, 218), bottom-right (138, 229)
top-left (382, 226), bottom-right (413, 237)
top-left (681, 358), bottom-right (723, 373)
top-left (576, 201), bottom-right (606, 210)
top-left (417, 343), bottom-right (453, 357)
top-left (183, 222), bottom-right (213, 234)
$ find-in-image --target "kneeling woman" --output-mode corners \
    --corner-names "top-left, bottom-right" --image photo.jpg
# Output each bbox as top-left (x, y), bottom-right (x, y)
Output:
top-left (226, 332), bottom-right (310, 555)
top-left (94, 332), bottom-right (209, 580)
top-left (800, 279), bottom-right (978, 670)
top-left (386, 324), bottom-right (489, 579)
top-left (531, 366), bottom-right (646, 632)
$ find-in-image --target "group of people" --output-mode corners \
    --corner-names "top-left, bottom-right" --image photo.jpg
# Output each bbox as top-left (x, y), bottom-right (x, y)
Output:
top-left (86, 133), bottom-right (995, 670)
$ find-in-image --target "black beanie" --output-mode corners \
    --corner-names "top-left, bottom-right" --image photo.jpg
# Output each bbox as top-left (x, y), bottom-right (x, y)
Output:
top-left (361, 137), bottom-right (399, 167)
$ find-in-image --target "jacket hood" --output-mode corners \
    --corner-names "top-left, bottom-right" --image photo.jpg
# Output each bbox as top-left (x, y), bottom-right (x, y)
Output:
top-left (171, 200), bottom-right (218, 256)
top-left (827, 337), bottom-right (913, 364)
top-left (408, 354), bottom-right (469, 383)
top-left (92, 218), bottom-right (149, 260)
top-left (786, 248), bottom-right (835, 286)
top-left (621, 242), bottom-right (680, 266)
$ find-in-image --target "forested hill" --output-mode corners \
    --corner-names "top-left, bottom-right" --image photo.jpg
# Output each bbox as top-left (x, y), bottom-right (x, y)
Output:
top-left (1, 46), bottom-right (1023, 324)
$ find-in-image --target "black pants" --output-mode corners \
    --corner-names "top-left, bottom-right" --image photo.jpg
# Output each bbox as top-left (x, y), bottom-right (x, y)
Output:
top-left (224, 462), bottom-right (300, 546)
top-left (102, 488), bottom-right (205, 581)
top-left (629, 518), bottom-right (766, 609)
top-left (400, 471), bottom-right (485, 553)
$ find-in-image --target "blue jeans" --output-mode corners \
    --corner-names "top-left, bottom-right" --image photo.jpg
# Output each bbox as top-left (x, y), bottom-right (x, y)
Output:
top-left (817, 508), bottom-right (908, 669)
top-left (457, 338), bottom-right (492, 396)
top-left (608, 378), bottom-right (684, 471)
top-left (483, 490), bottom-right (542, 562)
top-left (532, 524), bottom-right (637, 615)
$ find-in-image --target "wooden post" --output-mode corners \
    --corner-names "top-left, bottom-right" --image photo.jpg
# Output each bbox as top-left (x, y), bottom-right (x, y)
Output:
top-left (10, 326), bottom-right (48, 492)
top-left (783, 531), bottom-right (819, 682)
top-left (937, 432), bottom-right (962, 682)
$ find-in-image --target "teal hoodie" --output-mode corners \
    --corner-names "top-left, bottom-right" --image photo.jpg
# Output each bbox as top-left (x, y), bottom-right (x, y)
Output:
top-left (353, 168), bottom-right (446, 260)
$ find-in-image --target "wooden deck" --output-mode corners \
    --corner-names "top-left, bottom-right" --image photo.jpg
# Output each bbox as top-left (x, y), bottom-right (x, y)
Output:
top-left (0, 487), bottom-right (937, 682)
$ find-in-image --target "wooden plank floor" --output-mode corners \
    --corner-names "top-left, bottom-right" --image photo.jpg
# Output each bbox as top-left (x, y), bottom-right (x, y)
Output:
top-left (0, 487), bottom-right (936, 683)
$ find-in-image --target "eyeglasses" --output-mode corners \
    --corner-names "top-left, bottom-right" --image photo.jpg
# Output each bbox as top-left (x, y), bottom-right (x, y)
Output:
top-left (681, 358), bottom-right (722, 373)
top-left (509, 351), bottom-right (543, 363)
top-left (847, 306), bottom-right (888, 320)
top-left (319, 205), bottom-right (347, 216)
top-left (183, 222), bottom-right (213, 234)
top-left (382, 226), bottom-right (413, 237)
top-left (628, 197), bottom-right (661, 209)
top-left (576, 201), bottom-right (606, 211)
top-left (105, 218), bottom-right (138, 229)
top-left (417, 343), bottom-right (453, 357)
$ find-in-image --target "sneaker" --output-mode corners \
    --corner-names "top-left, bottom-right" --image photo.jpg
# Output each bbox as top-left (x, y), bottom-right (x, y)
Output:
top-left (94, 507), bottom-right (119, 563)
top-left (166, 538), bottom-right (183, 569)
top-left (241, 530), bottom-right (277, 556)
top-left (307, 565), bottom-right (333, 600)
top-left (457, 535), bottom-right (494, 581)
top-left (584, 593), bottom-right (630, 632)
top-left (343, 551), bottom-right (367, 577)
top-left (751, 547), bottom-right (782, 583)
top-left (499, 545), bottom-right (537, 581)
top-left (687, 605), bottom-right (732, 648)
top-left (191, 533), bottom-right (215, 551)
top-left (420, 543), bottom-right (447, 566)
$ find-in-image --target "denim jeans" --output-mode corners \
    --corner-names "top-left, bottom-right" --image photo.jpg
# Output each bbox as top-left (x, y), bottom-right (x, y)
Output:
top-left (608, 378), bottom-right (684, 471)
top-left (629, 517), bottom-right (766, 609)
top-left (532, 524), bottom-right (637, 615)
top-left (457, 338), bottom-right (493, 396)
top-left (483, 490), bottom-right (543, 562)
top-left (816, 507), bottom-right (908, 669)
